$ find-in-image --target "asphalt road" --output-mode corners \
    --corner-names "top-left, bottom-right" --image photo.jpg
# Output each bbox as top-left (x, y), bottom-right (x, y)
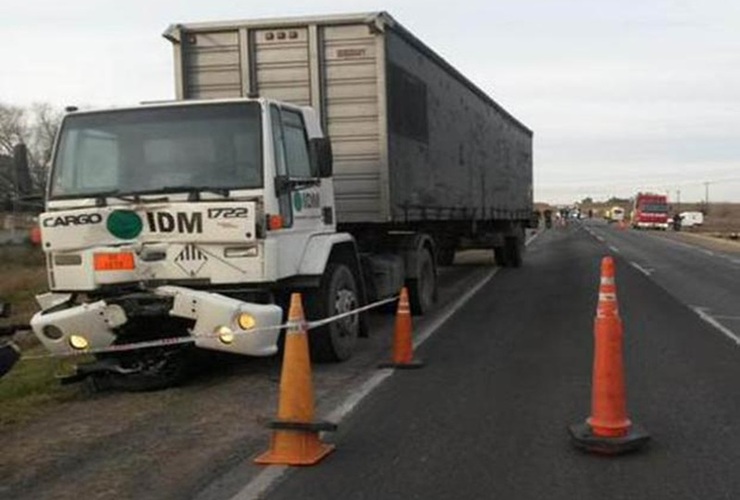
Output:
top-left (261, 222), bottom-right (740, 500)
top-left (583, 220), bottom-right (740, 343)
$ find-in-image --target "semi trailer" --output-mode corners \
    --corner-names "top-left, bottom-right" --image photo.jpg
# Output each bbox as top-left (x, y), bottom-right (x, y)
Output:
top-left (27, 12), bottom-right (533, 390)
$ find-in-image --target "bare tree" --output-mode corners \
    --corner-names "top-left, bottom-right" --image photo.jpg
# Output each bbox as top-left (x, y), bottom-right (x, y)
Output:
top-left (0, 102), bottom-right (63, 209)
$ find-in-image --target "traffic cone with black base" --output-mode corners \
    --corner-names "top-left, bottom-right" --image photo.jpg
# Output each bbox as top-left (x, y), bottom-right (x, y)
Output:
top-left (255, 293), bottom-right (336, 466)
top-left (569, 256), bottom-right (650, 455)
top-left (379, 287), bottom-right (424, 369)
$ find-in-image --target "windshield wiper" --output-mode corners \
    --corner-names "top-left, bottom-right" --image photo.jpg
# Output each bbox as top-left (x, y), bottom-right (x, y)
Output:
top-left (153, 186), bottom-right (231, 201)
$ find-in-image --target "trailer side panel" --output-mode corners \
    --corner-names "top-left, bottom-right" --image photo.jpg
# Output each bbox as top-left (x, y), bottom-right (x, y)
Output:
top-left (385, 29), bottom-right (533, 223)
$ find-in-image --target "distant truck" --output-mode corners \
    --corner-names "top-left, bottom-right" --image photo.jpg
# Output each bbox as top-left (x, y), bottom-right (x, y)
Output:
top-left (24, 12), bottom-right (533, 390)
top-left (631, 193), bottom-right (668, 230)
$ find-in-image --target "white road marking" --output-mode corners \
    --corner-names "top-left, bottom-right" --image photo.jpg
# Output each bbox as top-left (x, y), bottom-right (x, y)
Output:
top-left (413, 268), bottom-right (498, 349)
top-left (608, 245), bottom-right (621, 254)
top-left (692, 307), bottom-right (740, 346)
top-left (731, 259), bottom-right (740, 265)
top-left (710, 315), bottom-right (740, 322)
top-left (596, 236), bottom-right (605, 242)
top-left (232, 467), bottom-right (289, 500)
top-left (701, 249), bottom-right (715, 257)
top-left (525, 230), bottom-right (542, 246)
top-left (630, 262), bottom-right (653, 276)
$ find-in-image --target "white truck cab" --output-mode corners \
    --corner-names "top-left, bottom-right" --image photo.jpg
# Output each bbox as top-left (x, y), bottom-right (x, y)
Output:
top-left (31, 98), bottom-right (369, 390)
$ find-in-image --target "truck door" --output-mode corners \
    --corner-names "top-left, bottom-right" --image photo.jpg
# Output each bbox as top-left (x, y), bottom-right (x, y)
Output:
top-left (270, 104), bottom-right (325, 277)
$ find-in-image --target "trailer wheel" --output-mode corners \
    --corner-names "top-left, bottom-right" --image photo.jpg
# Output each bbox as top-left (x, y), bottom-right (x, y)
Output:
top-left (493, 245), bottom-right (509, 267)
top-left (437, 246), bottom-right (456, 267)
top-left (505, 235), bottom-right (523, 268)
top-left (408, 248), bottom-right (437, 315)
top-left (306, 262), bottom-right (360, 362)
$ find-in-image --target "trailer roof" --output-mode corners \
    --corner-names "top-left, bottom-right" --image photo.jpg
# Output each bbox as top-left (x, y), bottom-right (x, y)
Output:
top-left (164, 11), bottom-right (533, 137)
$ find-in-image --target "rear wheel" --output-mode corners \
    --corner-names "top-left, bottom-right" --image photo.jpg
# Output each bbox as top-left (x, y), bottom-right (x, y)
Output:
top-left (493, 245), bottom-right (508, 267)
top-left (505, 235), bottom-right (523, 268)
top-left (437, 246), bottom-right (456, 267)
top-left (306, 263), bottom-right (360, 362)
top-left (408, 248), bottom-right (437, 315)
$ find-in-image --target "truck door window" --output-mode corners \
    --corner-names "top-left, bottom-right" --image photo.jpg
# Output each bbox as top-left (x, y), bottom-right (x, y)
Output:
top-left (280, 110), bottom-right (314, 178)
top-left (270, 105), bottom-right (293, 227)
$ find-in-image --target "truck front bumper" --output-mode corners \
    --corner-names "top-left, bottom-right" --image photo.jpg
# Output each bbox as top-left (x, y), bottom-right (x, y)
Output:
top-left (31, 286), bottom-right (283, 357)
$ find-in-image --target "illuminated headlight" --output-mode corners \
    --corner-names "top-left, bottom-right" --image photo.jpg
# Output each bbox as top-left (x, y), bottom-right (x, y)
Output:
top-left (237, 313), bottom-right (257, 331)
top-left (42, 325), bottom-right (64, 340)
top-left (69, 335), bottom-right (89, 350)
top-left (215, 325), bottom-right (235, 345)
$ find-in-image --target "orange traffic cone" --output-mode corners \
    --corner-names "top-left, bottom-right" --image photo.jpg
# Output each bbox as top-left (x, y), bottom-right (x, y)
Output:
top-left (379, 287), bottom-right (424, 369)
top-left (568, 257), bottom-right (649, 454)
top-left (254, 293), bottom-right (336, 466)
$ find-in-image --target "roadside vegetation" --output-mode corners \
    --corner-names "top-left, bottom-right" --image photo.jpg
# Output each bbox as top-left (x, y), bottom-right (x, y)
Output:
top-left (0, 245), bottom-right (83, 427)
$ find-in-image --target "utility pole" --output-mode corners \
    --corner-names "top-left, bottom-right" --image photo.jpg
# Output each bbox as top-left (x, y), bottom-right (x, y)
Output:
top-left (703, 182), bottom-right (710, 215)
top-left (676, 189), bottom-right (681, 212)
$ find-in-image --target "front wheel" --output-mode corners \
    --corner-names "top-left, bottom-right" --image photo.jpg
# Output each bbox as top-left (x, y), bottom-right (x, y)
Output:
top-left (306, 263), bottom-right (360, 362)
top-left (93, 346), bottom-right (193, 392)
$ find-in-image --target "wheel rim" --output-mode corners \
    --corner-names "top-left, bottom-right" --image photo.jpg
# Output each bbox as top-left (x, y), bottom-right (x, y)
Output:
top-left (334, 288), bottom-right (359, 337)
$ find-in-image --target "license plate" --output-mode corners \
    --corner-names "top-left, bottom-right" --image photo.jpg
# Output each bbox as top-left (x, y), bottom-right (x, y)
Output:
top-left (94, 252), bottom-right (135, 271)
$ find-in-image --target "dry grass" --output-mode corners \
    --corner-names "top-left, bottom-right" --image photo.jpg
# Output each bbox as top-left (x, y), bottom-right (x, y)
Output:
top-left (0, 246), bottom-right (68, 426)
top-left (0, 246), bottom-right (47, 325)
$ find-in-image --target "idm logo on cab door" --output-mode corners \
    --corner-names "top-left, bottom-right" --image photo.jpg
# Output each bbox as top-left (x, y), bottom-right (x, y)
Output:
top-left (293, 191), bottom-right (320, 212)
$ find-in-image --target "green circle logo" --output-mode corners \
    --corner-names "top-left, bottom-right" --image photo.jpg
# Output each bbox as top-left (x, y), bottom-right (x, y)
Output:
top-left (293, 192), bottom-right (303, 212)
top-left (107, 210), bottom-right (143, 240)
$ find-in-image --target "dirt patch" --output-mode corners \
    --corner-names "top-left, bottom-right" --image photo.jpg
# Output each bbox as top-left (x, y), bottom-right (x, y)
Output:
top-left (666, 231), bottom-right (740, 255)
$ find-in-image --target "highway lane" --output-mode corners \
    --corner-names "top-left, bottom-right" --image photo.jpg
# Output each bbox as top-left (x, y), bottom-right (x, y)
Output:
top-left (260, 223), bottom-right (740, 500)
top-left (583, 220), bottom-right (740, 345)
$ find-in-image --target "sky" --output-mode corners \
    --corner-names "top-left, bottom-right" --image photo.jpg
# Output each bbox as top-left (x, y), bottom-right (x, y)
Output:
top-left (2, 0), bottom-right (739, 204)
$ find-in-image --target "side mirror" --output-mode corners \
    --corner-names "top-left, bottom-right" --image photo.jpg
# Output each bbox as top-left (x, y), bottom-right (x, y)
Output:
top-left (13, 144), bottom-right (33, 196)
top-left (274, 175), bottom-right (290, 197)
top-left (309, 137), bottom-right (333, 178)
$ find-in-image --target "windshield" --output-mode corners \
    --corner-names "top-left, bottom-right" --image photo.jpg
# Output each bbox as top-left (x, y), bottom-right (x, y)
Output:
top-left (50, 102), bottom-right (262, 198)
top-left (640, 203), bottom-right (668, 213)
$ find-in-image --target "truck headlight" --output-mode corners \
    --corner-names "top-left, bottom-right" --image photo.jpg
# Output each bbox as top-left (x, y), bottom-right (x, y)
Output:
top-left (215, 325), bottom-right (235, 345)
top-left (237, 313), bottom-right (257, 330)
top-left (69, 335), bottom-right (89, 350)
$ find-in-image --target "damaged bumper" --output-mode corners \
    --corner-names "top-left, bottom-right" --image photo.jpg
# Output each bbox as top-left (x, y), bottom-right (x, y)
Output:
top-left (30, 286), bottom-right (283, 357)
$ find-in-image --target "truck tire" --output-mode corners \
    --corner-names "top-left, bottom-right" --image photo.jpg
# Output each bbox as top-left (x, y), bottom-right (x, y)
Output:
top-left (437, 246), bottom-right (456, 267)
top-left (408, 248), bottom-right (437, 315)
top-left (95, 346), bottom-right (193, 392)
top-left (306, 262), bottom-right (360, 362)
top-left (493, 245), bottom-right (508, 267)
top-left (505, 235), bottom-right (523, 268)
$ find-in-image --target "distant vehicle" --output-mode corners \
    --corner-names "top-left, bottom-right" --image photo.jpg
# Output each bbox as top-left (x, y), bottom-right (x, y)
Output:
top-left (608, 207), bottom-right (625, 223)
top-left (631, 193), bottom-right (669, 230)
top-left (679, 211), bottom-right (704, 228)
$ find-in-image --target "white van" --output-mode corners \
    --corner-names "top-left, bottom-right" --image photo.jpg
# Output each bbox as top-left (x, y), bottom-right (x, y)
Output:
top-left (610, 207), bottom-right (625, 223)
top-left (679, 211), bottom-right (704, 227)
